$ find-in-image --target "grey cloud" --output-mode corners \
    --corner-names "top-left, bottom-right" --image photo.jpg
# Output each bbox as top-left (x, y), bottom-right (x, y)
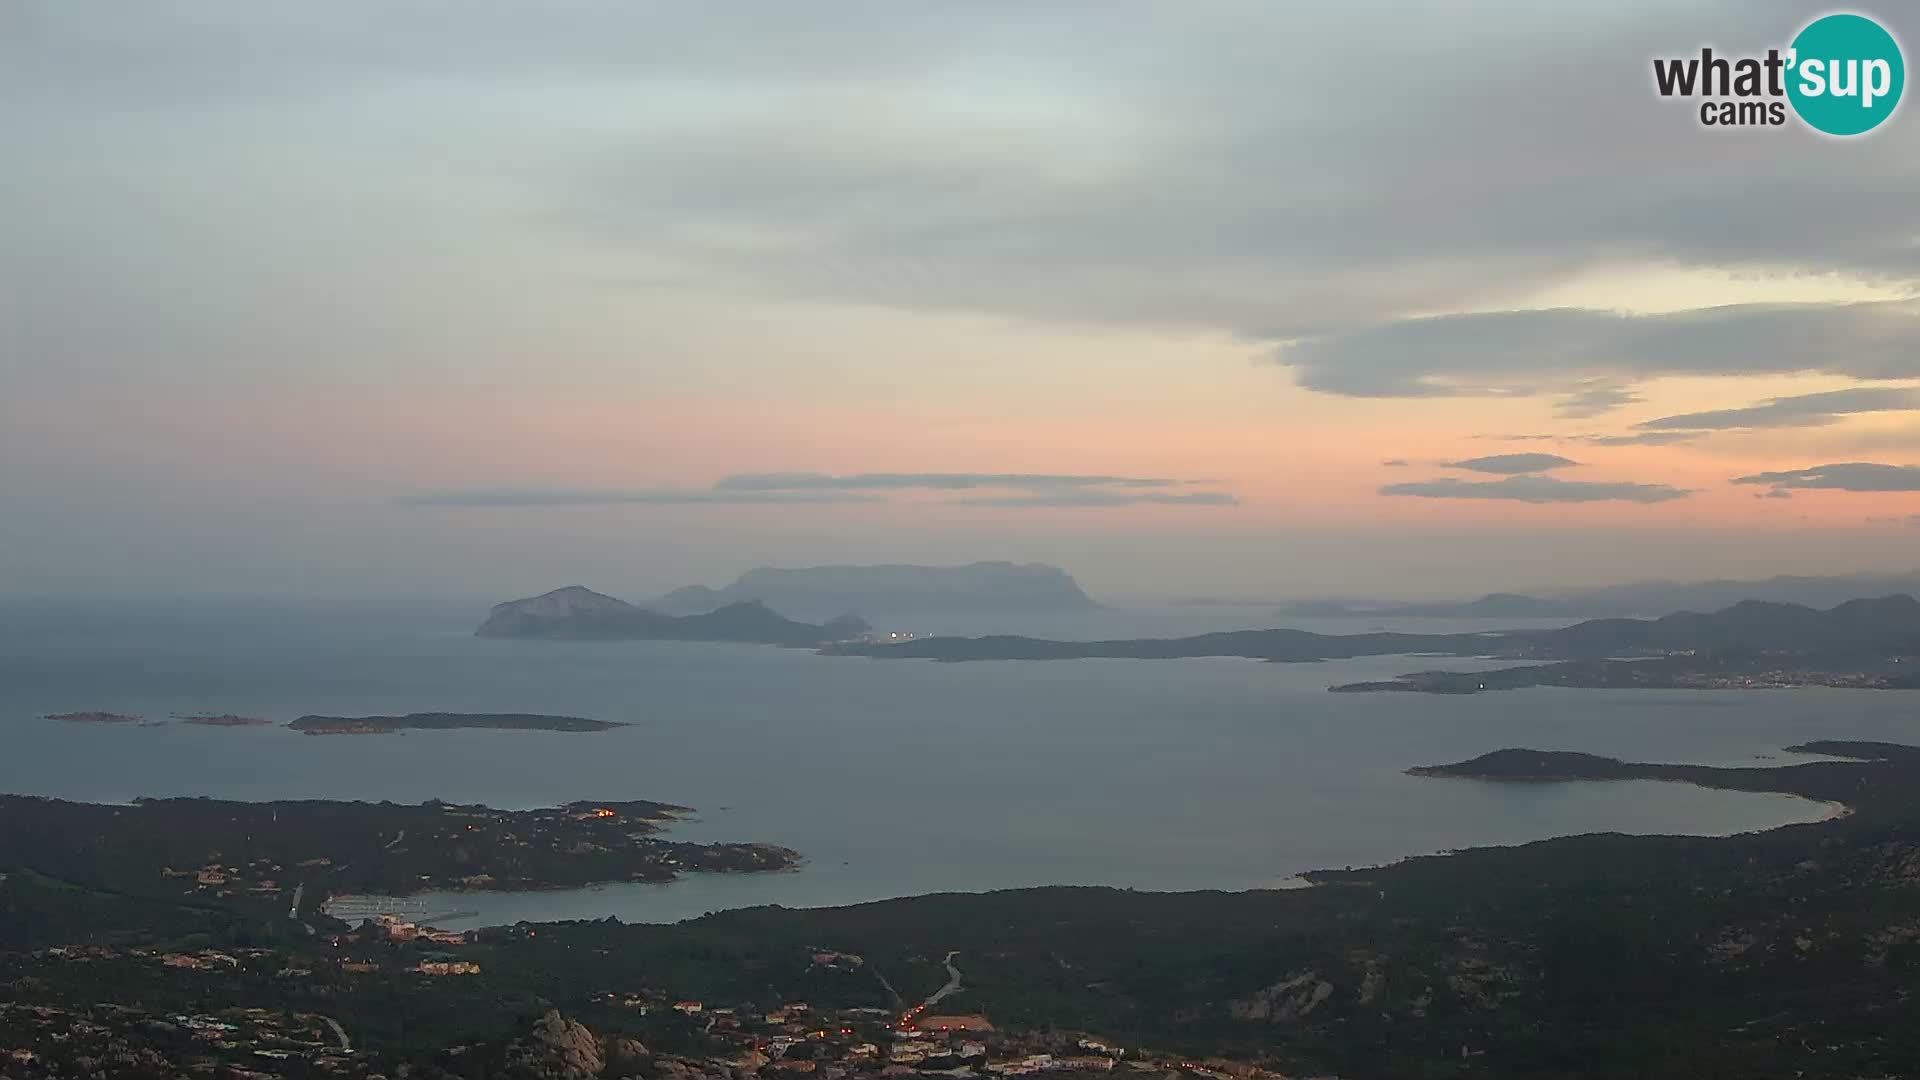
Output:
top-left (1580, 431), bottom-right (1700, 447)
top-left (1556, 381), bottom-right (1640, 418)
top-left (1730, 462), bottom-right (1920, 492)
top-left (12, 3), bottom-right (1920, 401)
top-left (397, 489), bottom-right (884, 507)
top-left (1636, 386), bottom-right (1920, 431)
top-left (1381, 475), bottom-right (1690, 504)
top-left (716, 472), bottom-right (1177, 492)
top-left (1443, 453), bottom-right (1579, 475)
top-left (1478, 432), bottom-right (1698, 446)
top-left (1275, 301), bottom-right (1920, 399)
top-left (401, 472), bottom-right (1241, 507)
top-left (952, 491), bottom-right (1238, 508)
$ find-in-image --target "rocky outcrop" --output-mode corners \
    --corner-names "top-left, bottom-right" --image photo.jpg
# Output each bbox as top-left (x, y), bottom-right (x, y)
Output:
top-left (507, 1010), bottom-right (603, 1080)
top-left (605, 1036), bottom-right (653, 1077)
top-left (1229, 971), bottom-right (1335, 1022)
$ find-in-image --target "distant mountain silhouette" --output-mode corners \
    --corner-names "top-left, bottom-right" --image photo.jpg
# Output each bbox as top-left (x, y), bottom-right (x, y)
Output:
top-left (652, 561), bottom-right (1098, 619)
top-left (1286, 571), bottom-right (1920, 619)
top-left (829, 594), bottom-right (1920, 662)
top-left (1279, 592), bottom-right (1574, 619)
top-left (477, 586), bottom-right (868, 646)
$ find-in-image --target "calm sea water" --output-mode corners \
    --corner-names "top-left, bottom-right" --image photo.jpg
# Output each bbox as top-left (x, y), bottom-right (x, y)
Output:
top-left (2, 597), bottom-right (1907, 925)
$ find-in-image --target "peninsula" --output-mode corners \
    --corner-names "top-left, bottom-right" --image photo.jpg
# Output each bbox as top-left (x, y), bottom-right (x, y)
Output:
top-left (288, 711), bottom-right (626, 735)
top-left (0, 793), bottom-right (797, 907)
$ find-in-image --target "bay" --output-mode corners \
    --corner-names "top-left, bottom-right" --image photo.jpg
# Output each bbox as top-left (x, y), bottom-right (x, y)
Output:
top-left (0, 597), bottom-right (1893, 925)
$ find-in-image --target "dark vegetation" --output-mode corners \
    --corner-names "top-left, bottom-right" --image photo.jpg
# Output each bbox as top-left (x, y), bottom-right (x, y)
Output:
top-left (0, 794), bottom-right (794, 925)
top-left (10, 743), bottom-right (1920, 1075)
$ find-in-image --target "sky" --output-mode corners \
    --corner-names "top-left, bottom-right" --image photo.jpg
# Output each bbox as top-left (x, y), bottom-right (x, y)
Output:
top-left (4, 1), bottom-right (1920, 602)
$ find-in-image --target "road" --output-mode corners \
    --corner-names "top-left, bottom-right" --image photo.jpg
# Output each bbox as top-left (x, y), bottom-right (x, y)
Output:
top-left (900, 950), bottom-right (963, 1025)
top-left (927, 951), bottom-right (963, 1006)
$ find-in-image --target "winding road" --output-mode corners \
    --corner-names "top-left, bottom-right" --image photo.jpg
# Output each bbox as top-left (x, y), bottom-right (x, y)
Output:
top-left (925, 951), bottom-right (963, 1007)
top-left (900, 950), bottom-right (963, 1025)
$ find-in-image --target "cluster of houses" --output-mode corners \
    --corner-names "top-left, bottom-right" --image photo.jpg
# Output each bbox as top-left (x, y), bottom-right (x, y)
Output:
top-left (164, 857), bottom-right (296, 902)
top-left (590, 991), bottom-right (1174, 1079)
top-left (357, 913), bottom-right (473, 947)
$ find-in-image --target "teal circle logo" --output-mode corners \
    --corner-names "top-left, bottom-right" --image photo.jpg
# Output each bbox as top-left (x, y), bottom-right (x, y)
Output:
top-left (1787, 13), bottom-right (1905, 135)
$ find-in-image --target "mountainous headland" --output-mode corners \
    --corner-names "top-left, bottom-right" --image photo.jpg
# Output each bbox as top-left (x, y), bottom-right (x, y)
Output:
top-left (652, 561), bottom-right (1099, 619)
top-left (476, 586), bottom-right (869, 645)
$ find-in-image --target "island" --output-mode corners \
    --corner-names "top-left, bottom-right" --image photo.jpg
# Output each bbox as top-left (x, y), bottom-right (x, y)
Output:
top-left (42, 710), bottom-right (143, 724)
top-left (177, 713), bottom-right (274, 727)
top-left (1400, 741), bottom-right (1877, 813)
top-left (287, 712), bottom-right (628, 735)
top-left (654, 561), bottom-right (1100, 619)
top-left (477, 586), bottom-right (869, 645)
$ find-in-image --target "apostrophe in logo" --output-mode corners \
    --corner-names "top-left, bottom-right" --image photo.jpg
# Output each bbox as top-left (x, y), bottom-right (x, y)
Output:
top-left (1651, 10), bottom-right (1904, 136)
top-left (1787, 13), bottom-right (1904, 135)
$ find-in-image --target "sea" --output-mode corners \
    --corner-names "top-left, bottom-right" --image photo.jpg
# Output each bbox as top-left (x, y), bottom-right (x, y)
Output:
top-left (3, 595), bottom-right (1908, 926)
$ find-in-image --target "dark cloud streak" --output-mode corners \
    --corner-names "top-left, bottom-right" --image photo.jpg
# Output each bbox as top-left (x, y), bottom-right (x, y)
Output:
top-left (1443, 453), bottom-right (1580, 474)
top-left (1637, 386), bottom-right (1920, 431)
top-left (1731, 462), bottom-right (1920, 492)
top-left (1381, 475), bottom-right (1690, 504)
top-left (716, 472), bottom-right (1179, 492)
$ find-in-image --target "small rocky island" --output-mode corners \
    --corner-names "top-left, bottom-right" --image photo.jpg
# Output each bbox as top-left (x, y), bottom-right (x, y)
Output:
top-left (288, 712), bottom-right (627, 735)
top-left (177, 713), bottom-right (273, 727)
top-left (42, 711), bottom-right (143, 724)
